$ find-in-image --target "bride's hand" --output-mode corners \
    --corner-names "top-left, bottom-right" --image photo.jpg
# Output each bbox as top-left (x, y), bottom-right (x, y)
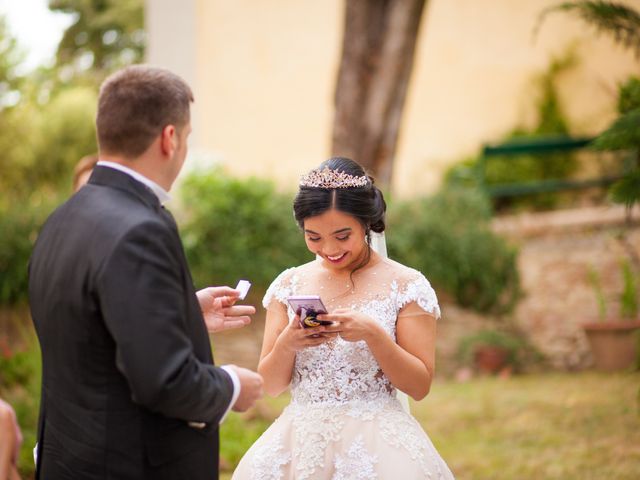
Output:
top-left (276, 312), bottom-right (335, 353)
top-left (317, 309), bottom-right (380, 343)
top-left (196, 286), bottom-right (256, 333)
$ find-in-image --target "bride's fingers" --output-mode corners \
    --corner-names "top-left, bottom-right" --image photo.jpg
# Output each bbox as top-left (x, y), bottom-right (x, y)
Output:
top-left (316, 313), bottom-right (348, 323)
top-left (320, 322), bottom-right (342, 333)
top-left (319, 331), bottom-right (340, 337)
top-left (304, 335), bottom-right (330, 346)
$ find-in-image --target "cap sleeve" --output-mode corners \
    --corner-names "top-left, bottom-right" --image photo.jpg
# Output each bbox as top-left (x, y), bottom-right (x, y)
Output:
top-left (262, 267), bottom-right (297, 310)
top-left (397, 272), bottom-right (441, 319)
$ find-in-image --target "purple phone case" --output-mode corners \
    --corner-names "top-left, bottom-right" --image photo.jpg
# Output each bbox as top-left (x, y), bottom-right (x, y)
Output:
top-left (287, 295), bottom-right (332, 327)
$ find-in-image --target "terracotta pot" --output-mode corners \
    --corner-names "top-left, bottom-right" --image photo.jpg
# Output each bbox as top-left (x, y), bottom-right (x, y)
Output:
top-left (582, 320), bottom-right (640, 371)
top-left (474, 346), bottom-right (508, 374)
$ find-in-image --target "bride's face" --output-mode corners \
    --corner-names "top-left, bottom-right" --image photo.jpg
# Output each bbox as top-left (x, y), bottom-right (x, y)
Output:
top-left (303, 208), bottom-right (368, 273)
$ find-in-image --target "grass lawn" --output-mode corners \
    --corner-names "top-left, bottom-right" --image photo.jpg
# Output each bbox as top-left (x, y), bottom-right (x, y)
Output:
top-left (220, 372), bottom-right (640, 479)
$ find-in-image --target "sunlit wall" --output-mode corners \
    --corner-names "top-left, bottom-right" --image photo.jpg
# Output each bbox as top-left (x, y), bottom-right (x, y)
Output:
top-left (146, 0), bottom-right (640, 196)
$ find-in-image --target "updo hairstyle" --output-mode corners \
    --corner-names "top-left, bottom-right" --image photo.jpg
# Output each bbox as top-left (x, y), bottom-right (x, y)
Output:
top-left (293, 157), bottom-right (387, 237)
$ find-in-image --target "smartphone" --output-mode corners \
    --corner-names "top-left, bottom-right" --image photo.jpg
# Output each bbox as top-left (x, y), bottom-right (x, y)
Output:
top-left (287, 295), bottom-right (332, 328)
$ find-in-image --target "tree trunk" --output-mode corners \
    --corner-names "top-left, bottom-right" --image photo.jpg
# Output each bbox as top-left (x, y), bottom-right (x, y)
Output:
top-left (332, 0), bottom-right (427, 188)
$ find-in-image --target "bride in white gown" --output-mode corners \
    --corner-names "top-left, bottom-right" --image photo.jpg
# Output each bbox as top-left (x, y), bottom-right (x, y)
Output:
top-left (232, 157), bottom-right (454, 479)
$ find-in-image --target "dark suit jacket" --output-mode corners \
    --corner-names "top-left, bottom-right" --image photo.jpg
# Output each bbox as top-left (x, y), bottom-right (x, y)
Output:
top-left (28, 166), bottom-right (234, 479)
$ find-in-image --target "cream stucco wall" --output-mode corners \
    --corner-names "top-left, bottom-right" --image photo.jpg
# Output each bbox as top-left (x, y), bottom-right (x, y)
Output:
top-left (147, 0), bottom-right (640, 197)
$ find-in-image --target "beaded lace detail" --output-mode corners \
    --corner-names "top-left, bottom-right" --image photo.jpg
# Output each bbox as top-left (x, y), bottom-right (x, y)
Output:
top-left (333, 435), bottom-right (378, 479)
top-left (249, 433), bottom-right (291, 480)
top-left (246, 258), bottom-right (446, 480)
top-left (263, 258), bottom-right (440, 408)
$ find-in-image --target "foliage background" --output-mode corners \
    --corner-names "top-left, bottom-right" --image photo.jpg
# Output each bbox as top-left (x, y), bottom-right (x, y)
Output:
top-left (5, 1), bottom-right (639, 478)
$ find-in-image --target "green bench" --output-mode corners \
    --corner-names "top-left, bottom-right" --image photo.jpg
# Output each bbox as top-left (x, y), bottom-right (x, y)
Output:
top-left (477, 135), bottom-right (625, 198)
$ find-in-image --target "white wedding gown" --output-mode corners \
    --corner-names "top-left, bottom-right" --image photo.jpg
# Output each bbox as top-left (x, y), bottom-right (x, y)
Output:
top-left (232, 258), bottom-right (455, 479)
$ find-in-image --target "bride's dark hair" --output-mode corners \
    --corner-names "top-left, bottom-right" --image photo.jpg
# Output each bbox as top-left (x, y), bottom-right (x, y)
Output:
top-left (293, 157), bottom-right (386, 233)
top-left (293, 157), bottom-right (386, 275)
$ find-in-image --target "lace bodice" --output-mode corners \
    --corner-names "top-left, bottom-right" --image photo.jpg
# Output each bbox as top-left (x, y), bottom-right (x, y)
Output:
top-left (263, 257), bottom-right (440, 408)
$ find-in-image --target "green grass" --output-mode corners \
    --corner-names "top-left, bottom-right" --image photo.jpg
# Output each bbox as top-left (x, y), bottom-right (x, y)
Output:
top-left (3, 332), bottom-right (637, 480)
top-left (221, 372), bottom-right (640, 479)
top-left (417, 373), bottom-right (640, 479)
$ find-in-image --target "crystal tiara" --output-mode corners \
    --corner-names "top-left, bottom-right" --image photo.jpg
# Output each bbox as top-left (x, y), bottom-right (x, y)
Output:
top-left (299, 166), bottom-right (369, 189)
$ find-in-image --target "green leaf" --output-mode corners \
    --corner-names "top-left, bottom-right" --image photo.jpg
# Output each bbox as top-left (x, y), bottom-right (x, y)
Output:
top-left (537, 1), bottom-right (640, 58)
top-left (609, 170), bottom-right (640, 208)
top-left (593, 109), bottom-right (640, 151)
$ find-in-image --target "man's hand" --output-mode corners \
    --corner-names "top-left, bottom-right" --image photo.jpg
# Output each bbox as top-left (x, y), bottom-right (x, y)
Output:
top-left (227, 366), bottom-right (264, 412)
top-left (196, 286), bottom-right (256, 333)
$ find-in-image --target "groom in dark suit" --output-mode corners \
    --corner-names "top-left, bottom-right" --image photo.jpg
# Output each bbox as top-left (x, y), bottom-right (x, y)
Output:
top-left (28, 65), bottom-right (263, 479)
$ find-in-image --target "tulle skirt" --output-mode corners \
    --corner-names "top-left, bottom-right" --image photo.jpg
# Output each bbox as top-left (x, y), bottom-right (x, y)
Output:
top-left (232, 398), bottom-right (454, 480)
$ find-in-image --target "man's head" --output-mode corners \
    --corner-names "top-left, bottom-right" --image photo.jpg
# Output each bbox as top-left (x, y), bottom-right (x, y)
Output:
top-left (96, 65), bottom-right (193, 160)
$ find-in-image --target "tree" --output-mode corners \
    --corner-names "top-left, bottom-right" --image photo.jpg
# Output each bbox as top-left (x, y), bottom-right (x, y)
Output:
top-left (0, 14), bottom-right (97, 199)
top-left (49, 0), bottom-right (144, 75)
top-left (537, 1), bottom-right (640, 58)
top-left (0, 16), bottom-right (24, 108)
top-left (0, 15), bottom-right (32, 197)
top-left (332, 0), bottom-right (428, 188)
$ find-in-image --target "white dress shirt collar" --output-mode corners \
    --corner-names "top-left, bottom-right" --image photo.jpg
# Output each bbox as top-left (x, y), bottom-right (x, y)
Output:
top-left (96, 160), bottom-right (171, 205)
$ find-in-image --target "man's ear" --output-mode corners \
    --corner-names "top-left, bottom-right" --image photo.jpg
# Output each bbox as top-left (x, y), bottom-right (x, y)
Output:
top-left (160, 125), bottom-right (177, 157)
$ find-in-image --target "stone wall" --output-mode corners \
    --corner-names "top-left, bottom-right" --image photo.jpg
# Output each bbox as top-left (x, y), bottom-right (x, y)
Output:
top-left (496, 205), bottom-right (640, 370)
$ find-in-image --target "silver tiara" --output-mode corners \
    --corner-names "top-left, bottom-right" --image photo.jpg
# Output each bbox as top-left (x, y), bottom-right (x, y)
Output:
top-left (299, 166), bottom-right (369, 189)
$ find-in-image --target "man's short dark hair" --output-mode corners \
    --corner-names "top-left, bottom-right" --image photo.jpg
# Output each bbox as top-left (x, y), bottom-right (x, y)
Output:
top-left (96, 65), bottom-right (194, 158)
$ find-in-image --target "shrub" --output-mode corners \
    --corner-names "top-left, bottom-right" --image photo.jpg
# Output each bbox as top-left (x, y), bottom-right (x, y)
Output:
top-left (387, 188), bottom-right (520, 313)
top-left (0, 86), bottom-right (98, 198)
top-left (36, 87), bottom-right (98, 191)
top-left (179, 169), bottom-right (311, 293)
top-left (593, 76), bottom-right (640, 211)
top-left (0, 85), bottom-right (97, 307)
top-left (0, 194), bottom-right (63, 306)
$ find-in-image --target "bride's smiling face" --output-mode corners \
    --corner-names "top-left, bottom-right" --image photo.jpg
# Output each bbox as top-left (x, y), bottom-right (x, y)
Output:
top-left (303, 208), bottom-right (367, 272)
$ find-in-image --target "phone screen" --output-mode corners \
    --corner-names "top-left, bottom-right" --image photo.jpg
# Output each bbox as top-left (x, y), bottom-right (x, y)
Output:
top-left (287, 295), bottom-right (332, 328)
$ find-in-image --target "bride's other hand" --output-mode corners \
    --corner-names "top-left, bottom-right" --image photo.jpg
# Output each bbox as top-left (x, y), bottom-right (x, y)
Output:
top-left (275, 312), bottom-right (334, 352)
top-left (196, 286), bottom-right (256, 333)
top-left (317, 309), bottom-right (381, 343)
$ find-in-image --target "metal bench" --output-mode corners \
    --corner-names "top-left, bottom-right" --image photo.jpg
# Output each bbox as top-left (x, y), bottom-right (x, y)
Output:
top-left (477, 135), bottom-right (625, 198)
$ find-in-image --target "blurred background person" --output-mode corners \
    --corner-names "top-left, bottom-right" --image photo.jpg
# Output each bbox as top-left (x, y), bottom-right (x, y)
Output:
top-left (0, 397), bottom-right (22, 480)
top-left (72, 154), bottom-right (98, 192)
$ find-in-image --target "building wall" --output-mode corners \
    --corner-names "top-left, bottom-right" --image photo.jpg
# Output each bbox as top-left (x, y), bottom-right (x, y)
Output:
top-left (146, 0), bottom-right (640, 196)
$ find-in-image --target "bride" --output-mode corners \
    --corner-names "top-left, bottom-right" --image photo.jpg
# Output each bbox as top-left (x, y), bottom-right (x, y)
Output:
top-left (232, 157), bottom-right (454, 479)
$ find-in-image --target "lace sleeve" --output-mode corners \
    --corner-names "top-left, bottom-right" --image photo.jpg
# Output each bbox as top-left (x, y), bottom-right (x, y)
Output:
top-left (397, 272), bottom-right (441, 319)
top-left (262, 267), bottom-right (297, 310)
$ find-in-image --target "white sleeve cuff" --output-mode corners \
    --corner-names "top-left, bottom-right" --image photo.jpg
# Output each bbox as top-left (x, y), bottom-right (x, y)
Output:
top-left (219, 365), bottom-right (241, 424)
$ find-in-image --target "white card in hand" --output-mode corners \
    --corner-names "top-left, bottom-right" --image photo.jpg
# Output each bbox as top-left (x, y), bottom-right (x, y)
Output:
top-left (235, 280), bottom-right (251, 300)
